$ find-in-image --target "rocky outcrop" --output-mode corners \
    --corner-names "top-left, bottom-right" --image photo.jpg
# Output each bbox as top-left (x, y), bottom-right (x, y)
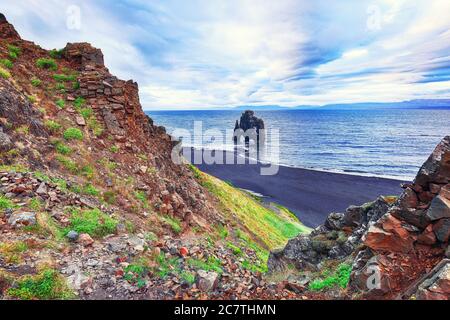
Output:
top-left (268, 136), bottom-right (450, 300)
top-left (233, 110), bottom-right (265, 145)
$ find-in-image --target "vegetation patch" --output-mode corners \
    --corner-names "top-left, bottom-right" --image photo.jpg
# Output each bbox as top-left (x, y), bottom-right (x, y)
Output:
top-left (55, 99), bottom-right (65, 109)
top-left (154, 253), bottom-right (181, 279)
top-left (63, 128), bottom-right (83, 141)
top-left (44, 120), bottom-right (62, 133)
top-left (55, 155), bottom-right (78, 173)
top-left (0, 195), bottom-right (16, 211)
top-left (54, 141), bottom-right (72, 155)
top-left (191, 166), bottom-right (311, 250)
top-left (31, 78), bottom-right (42, 87)
top-left (162, 215), bottom-right (182, 234)
top-left (0, 66), bottom-right (11, 79)
top-left (83, 184), bottom-right (100, 197)
top-left (124, 261), bottom-right (149, 288)
top-left (7, 45), bottom-right (21, 59)
top-left (53, 74), bottom-right (76, 82)
top-left (49, 49), bottom-right (64, 59)
top-left (0, 241), bottom-right (28, 264)
top-left (309, 263), bottom-right (352, 292)
top-left (0, 58), bottom-right (13, 69)
top-left (36, 58), bottom-right (57, 70)
top-left (67, 208), bottom-right (118, 238)
top-left (7, 268), bottom-right (74, 300)
top-left (187, 256), bottom-right (223, 274)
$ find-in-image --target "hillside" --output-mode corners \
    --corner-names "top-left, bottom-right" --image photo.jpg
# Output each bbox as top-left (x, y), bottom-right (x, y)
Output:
top-left (0, 13), bottom-right (311, 300)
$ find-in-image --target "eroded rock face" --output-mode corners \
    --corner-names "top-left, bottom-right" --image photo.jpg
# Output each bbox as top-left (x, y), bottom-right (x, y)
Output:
top-left (268, 136), bottom-right (450, 300)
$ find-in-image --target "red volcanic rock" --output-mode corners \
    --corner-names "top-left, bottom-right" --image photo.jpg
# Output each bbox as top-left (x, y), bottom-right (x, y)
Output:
top-left (417, 225), bottom-right (437, 245)
top-left (179, 247), bottom-right (189, 257)
top-left (78, 233), bottom-right (94, 247)
top-left (364, 214), bottom-right (416, 253)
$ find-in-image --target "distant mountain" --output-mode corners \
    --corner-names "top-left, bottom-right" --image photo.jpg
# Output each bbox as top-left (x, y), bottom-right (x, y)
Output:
top-left (233, 99), bottom-right (450, 111)
top-left (233, 105), bottom-right (288, 111)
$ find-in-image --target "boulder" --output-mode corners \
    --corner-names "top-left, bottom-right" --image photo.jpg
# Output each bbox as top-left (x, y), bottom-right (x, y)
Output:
top-left (363, 214), bottom-right (415, 253)
top-left (197, 270), bottom-right (219, 292)
top-left (432, 219), bottom-right (450, 243)
top-left (398, 188), bottom-right (418, 209)
top-left (417, 225), bottom-right (437, 245)
top-left (324, 212), bottom-right (345, 230)
top-left (7, 211), bottom-right (36, 228)
top-left (0, 129), bottom-right (12, 152)
top-left (67, 230), bottom-right (79, 242)
top-left (78, 233), bottom-right (94, 247)
top-left (414, 136), bottom-right (450, 186)
top-left (426, 196), bottom-right (450, 221)
top-left (343, 205), bottom-right (363, 227)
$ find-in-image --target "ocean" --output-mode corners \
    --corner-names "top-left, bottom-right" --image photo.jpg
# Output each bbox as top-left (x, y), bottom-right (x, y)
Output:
top-left (146, 109), bottom-right (450, 180)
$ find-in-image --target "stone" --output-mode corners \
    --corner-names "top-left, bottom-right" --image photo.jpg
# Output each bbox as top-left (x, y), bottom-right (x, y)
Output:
top-left (75, 116), bottom-right (86, 126)
top-left (426, 196), bottom-right (450, 221)
top-left (440, 184), bottom-right (450, 200)
top-left (128, 235), bottom-right (145, 252)
top-left (363, 214), bottom-right (415, 253)
top-left (102, 109), bottom-right (124, 135)
top-left (414, 136), bottom-right (450, 186)
top-left (446, 246), bottom-right (450, 259)
top-left (343, 205), bottom-right (363, 227)
top-left (398, 188), bottom-right (418, 209)
top-left (417, 225), bottom-right (437, 245)
top-left (140, 166), bottom-right (148, 174)
top-left (197, 270), bottom-right (219, 292)
top-left (324, 212), bottom-right (345, 230)
top-left (432, 219), bottom-right (450, 242)
top-left (67, 230), bottom-right (79, 242)
top-left (78, 233), bottom-right (94, 247)
top-left (35, 182), bottom-right (47, 195)
top-left (179, 247), bottom-right (189, 257)
top-left (7, 211), bottom-right (36, 228)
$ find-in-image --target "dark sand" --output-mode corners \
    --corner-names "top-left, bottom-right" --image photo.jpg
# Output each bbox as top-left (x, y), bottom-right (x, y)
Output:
top-left (186, 148), bottom-right (408, 228)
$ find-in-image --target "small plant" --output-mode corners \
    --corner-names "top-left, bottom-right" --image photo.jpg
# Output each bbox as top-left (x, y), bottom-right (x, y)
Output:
top-left (0, 241), bottom-right (28, 264)
top-left (44, 120), bottom-right (62, 133)
top-left (63, 128), bottom-right (83, 141)
top-left (29, 198), bottom-right (44, 211)
top-left (55, 99), bottom-right (65, 109)
top-left (226, 242), bottom-right (242, 256)
top-left (74, 97), bottom-right (85, 109)
top-left (0, 59), bottom-right (13, 69)
top-left (31, 77), bottom-right (42, 87)
top-left (124, 263), bottom-right (149, 288)
top-left (27, 95), bottom-right (37, 103)
top-left (81, 165), bottom-right (95, 180)
top-left (187, 256), bottom-right (223, 274)
top-left (0, 195), bottom-right (16, 210)
top-left (155, 253), bottom-right (181, 279)
top-left (80, 107), bottom-right (93, 119)
top-left (7, 45), bottom-right (21, 59)
top-left (309, 263), bottom-right (352, 292)
top-left (49, 48), bottom-right (64, 59)
top-left (55, 141), bottom-right (72, 155)
top-left (6, 268), bottom-right (74, 300)
top-left (0, 67), bottom-right (11, 79)
top-left (162, 215), bottom-right (182, 234)
top-left (217, 224), bottom-right (229, 239)
top-left (110, 145), bottom-right (119, 153)
top-left (180, 271), bottom-right (196, 285)
top-left (34, 171), bottom-right (50, 182)
top-left (83, 184), bottom-right (100, 197)
top-left (67, 208), bottom-right (118, 237)
top-left (72, 81), bottom-right (80, 90)
top-left (36, 58), bottom-right (57, 70)
top-left (56, 155), bottom-right (78, 173)
top-left (15, 125), bottom-right (29, 135)
top-left (53, 74), bottom-right (76, 82)
top-left (55, 83), bottom-right (66, 93)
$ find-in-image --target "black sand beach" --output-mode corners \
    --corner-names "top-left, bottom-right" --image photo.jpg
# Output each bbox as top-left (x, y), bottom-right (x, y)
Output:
top-left (187, 148), bottom-right (408, 228)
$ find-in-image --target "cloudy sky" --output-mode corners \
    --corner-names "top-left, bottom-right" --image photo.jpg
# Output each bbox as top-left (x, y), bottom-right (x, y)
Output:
top-left (2, 0), bottom-right (450, 109)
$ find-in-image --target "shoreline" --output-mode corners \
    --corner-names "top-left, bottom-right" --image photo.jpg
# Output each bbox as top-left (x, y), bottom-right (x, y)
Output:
top-left (184, 147), bottom-right (408, 228)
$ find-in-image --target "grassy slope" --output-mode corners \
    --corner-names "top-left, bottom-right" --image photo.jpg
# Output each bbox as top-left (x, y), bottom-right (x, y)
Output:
top-left (190, 165), bottom-right (311, 250)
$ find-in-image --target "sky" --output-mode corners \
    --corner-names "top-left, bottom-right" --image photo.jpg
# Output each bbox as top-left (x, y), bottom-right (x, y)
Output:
top-left (2, 0), bottom-right (450, 110)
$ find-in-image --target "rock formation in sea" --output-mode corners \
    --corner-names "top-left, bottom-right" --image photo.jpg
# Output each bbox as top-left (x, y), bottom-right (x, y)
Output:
top-left (233, 110), bottom-right (265, 148)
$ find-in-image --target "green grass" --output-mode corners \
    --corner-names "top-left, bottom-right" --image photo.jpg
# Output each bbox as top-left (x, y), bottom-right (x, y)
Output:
top-left (154, 254), bottom-right (181, 279)
top-left (83, 184), bottom-right (100, 197)
top-left (7, 268), bottom-right (74, 300)
top-left (180, 271), bottom-right (196, 285)
top-left (27, 95), bottom-right (37, 103)
top-left (34, 171), bottom-right (50, 182)
top-left (49, 49), bottom-right (64, 59)
top-left (309, 263), bottom-right (352, 292)
top-left (216, 224), bottom-right (229, 239)
top-left (0, 195), bottom-right (16, 210)
top-left (7, 45), bottom-right (21, 60)
top-left (187, 256), bottom-right (223, 274)
top-left (162, 215), bottom-right (182, 234)
top-left (81, 165), bottom-right (95, 180)
top-left (63, 128), bottom-right (83, 141)
top-left (55, 155), bottom-right (78, 173)
top-left (53, 74), bottom-right (76, 82)
top-left (227, 242), bottom-right (242, 256)
top-left (0, 66), bottom-right (11, 79)
top-left (0, 241), bottom-right (29, 264)
top-left (0, 59), bottom-right (13, 69)
top-left (110, 145), bottom-right (119, 153)
top-left (72, 81), bottom-right (80, 90)
top-left (36, 58), bottom-right (57, 70)
top-left (55, 141), bottom-right (72, 155)
top-left (44, 120), bottom-right (62, 133)
top-left (124, 263), bottom-right (149, 288)
top-left (55, 99), bottom-right (65, 109)
top-left (55, 83), bottom-right (66, 93)
top-left (29, 198), bottom-right (43, 211)
top-left (67, 208), bottom-right (118, 238)
top-left (79, 107), bottom-right (93, 119)
top-left (191, 166), bottom-right (311, 250)
top-left (73, 97), bottom-right (85, 109)
top-left (31, 78), bottom-right (42, 87)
